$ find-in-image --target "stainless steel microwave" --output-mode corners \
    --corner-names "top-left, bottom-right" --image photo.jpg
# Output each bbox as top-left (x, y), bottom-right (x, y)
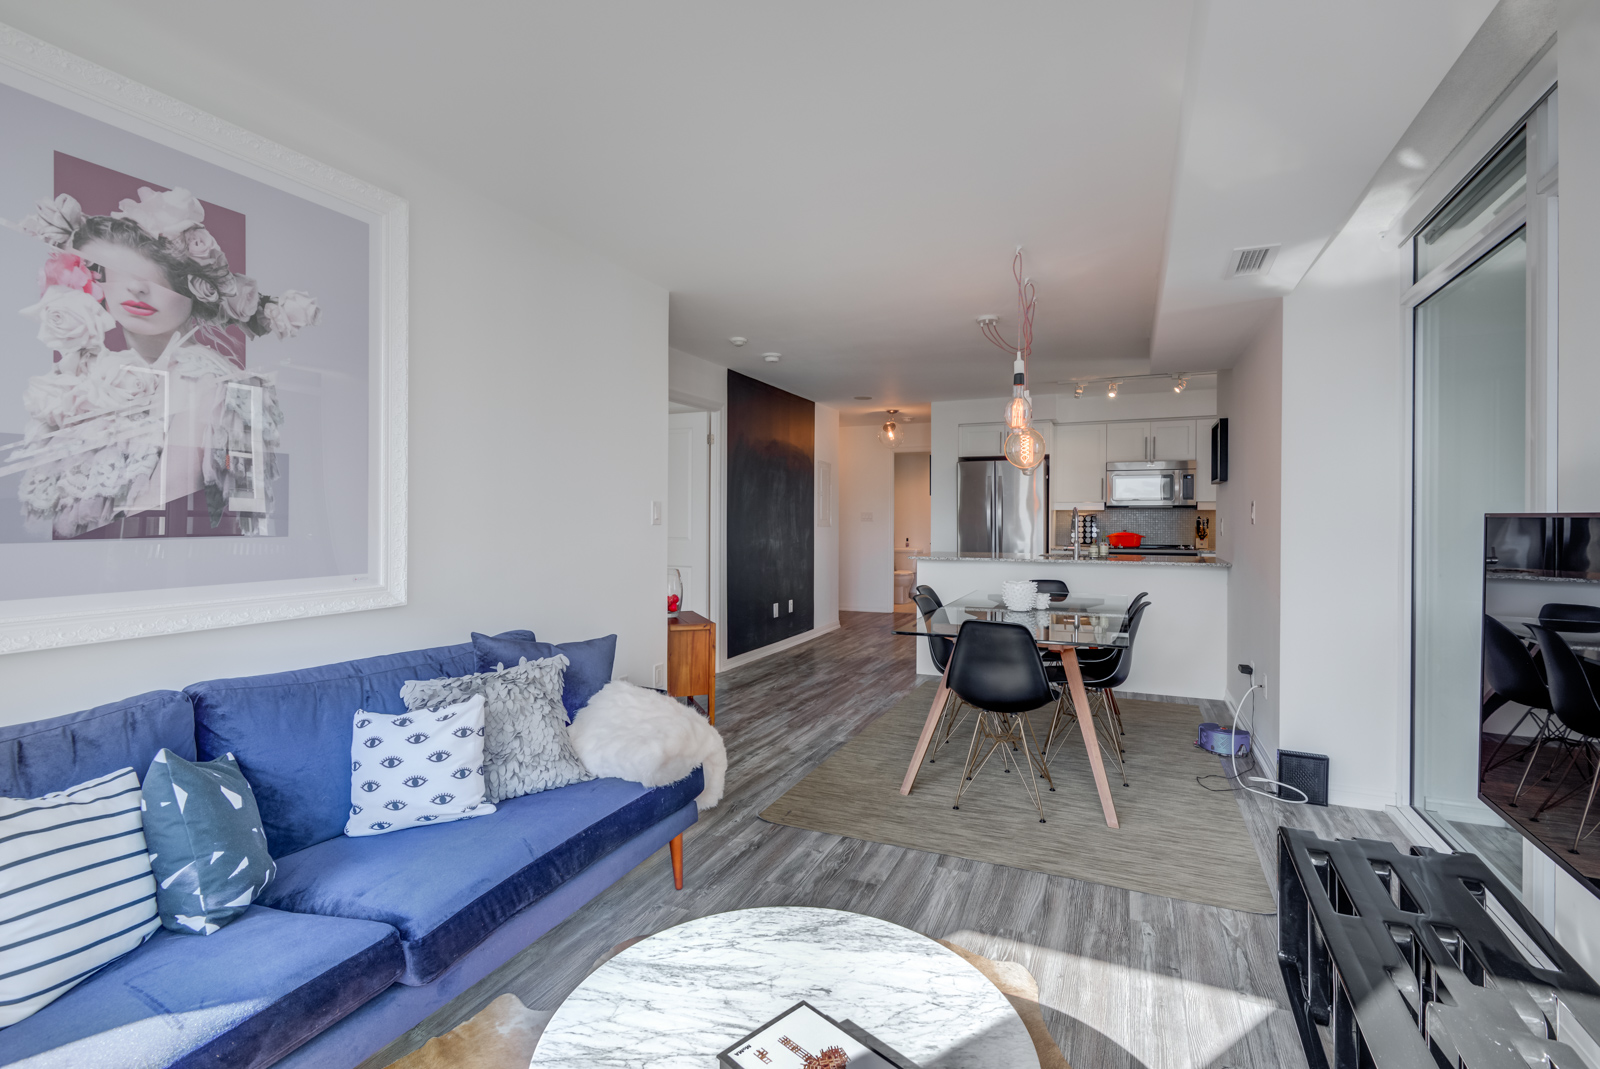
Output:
top-left (1104, 460), bottom-right (1197, 508)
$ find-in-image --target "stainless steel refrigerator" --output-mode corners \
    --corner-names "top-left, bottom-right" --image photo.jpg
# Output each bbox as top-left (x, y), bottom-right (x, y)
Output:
top-left (957, 456), bottom-right (1050, 557)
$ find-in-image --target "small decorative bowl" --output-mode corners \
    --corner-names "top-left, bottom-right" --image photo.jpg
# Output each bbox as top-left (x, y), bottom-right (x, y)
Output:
top-left (1001, 579), bottom-right (1038, 612)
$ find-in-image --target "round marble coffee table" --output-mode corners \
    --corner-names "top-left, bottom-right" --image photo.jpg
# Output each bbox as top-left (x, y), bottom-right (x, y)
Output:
top-left (533, 906), bottom-right (1038, 1068)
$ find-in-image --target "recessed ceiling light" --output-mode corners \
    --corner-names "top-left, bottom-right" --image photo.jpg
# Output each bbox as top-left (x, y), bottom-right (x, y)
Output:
top-left (763, 353), bottom-right (780, 363)
top-left (728, 336), bottom-right (747, 347)
top-left (854, 396), bottom-right (871, 401)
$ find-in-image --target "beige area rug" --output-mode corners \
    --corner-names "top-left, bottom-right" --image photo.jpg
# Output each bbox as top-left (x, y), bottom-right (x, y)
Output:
top-left (390, 941), bottom-right (1068, 1068)
top-left (761, 684), bottom-right (1275, 913)
top-left (383, 994), bottom-right (548, 1069)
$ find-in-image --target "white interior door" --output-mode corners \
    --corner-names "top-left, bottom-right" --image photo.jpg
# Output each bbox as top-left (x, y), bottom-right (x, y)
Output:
top-left (667, 410), bottom-right (711, 617)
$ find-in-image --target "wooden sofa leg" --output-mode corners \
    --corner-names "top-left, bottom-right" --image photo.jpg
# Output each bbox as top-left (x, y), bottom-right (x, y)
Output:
top-left (670, 834), bottom-right (684, 890)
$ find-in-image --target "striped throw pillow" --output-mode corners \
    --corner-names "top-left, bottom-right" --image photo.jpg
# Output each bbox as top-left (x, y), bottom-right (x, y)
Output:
top-left (0, 768), bottom-right (160, 1027)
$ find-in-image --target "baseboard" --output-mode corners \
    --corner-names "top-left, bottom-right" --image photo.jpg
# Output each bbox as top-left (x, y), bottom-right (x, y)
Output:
top-left (1326, 784), bottom-right (1401, 812)
top-left (1386, 804), bottom-right (1455, 852)
top-left (721, 621), bottom-right (841, 671)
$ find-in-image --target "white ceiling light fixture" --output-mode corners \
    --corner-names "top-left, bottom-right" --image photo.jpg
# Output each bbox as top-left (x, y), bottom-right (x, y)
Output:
top-left (728, 336), bottom-right (747, 347)
top-left (977, 249), bottom-right (1044, 472)
top-left (762, 352), bottom-right (780, 363)
top-left (1223, 244), bottom-right (1280, 279)
top-left (879, 410), bottom-right (900, 447)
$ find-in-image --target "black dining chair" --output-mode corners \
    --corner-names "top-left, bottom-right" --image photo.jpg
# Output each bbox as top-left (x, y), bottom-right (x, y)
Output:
top-left (1480, 615), bottom-right (1554, 791)
top-left (944, 620), bottom-right (1058, 822)
top-left (1032, 579), bottom-right (1070, 596)
top-left (1540, 603), bottom-right (1600, 633)
top-left (1040, 601), bottom-right (1150, 787)
top-left (912, 591), bottom-right (967, 761)
top-left (1526, 625), bottom-right (1600, 853)
top-left (912, 585), bottom-right (942, 608)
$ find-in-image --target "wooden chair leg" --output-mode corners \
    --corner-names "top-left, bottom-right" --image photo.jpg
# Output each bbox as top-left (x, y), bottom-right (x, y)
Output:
top-left (670, 834), bottom-right (684, 890)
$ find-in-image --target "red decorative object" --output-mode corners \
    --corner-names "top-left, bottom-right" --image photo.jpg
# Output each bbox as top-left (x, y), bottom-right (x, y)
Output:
top-left (667, 594), bottom-right (680, 613)
top-left (1108, 531), bottom-right (1143, 548)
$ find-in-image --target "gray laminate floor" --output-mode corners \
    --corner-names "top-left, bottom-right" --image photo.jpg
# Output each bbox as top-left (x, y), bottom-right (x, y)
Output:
top-left (359, 612), bottom-right (1411, 1069)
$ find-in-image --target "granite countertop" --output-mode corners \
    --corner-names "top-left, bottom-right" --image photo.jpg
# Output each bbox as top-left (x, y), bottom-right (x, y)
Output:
top-left (913, 553), bottom-right (1230, 568)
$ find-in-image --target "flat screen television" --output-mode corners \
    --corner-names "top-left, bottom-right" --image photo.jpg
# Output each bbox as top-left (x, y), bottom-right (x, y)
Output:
top-left (1481, 513), bottom-right (1600, 894)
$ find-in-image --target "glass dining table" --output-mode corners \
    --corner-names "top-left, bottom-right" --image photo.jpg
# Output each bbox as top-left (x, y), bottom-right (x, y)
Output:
top-left (893, 591), bottom-right (1135, 828)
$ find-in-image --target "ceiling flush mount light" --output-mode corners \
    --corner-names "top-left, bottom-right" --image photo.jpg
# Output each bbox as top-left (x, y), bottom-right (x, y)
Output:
top-left (879, 410), bottom-right (900, 447)
top-left (978, 249), bottom-right (1043, 471)
top-left (763, 353), bottom-right (780, 363)
top-left (1107, 382), bottom-right (1119, 399)
top-left (728, 336), bottom-right (747, 347)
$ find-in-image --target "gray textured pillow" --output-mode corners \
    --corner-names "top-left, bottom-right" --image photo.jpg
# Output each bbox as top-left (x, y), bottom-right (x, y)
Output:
top-left (400, 657), bottom-right (593, 803)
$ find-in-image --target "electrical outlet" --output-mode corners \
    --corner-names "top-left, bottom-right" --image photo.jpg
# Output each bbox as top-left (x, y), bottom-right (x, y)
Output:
top-left (652, 663), bottom-right (665, 688)
top-left (1258, 673), bottom-right (1268, 697)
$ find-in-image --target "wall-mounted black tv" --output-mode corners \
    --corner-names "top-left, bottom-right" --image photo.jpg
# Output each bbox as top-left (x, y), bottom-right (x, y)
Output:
top-left (1481, 513), bottom-right (1600, 894)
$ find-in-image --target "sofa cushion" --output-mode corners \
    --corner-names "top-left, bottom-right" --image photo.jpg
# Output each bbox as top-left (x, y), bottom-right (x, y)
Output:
top-left (0, 905), bottom-right (402, 1069)
top-left (259, 769), bottom-right (703, 985)
top-left (0, 690), bottom-right (194, 799)
top-left (141, 750), bottom-right (277, 935)
top-left (470, 632), bottom-right (616, 720)
top-left (346, 697), bottom-right (495, 837)
top-left (186, 642), bottom-right (477, 857)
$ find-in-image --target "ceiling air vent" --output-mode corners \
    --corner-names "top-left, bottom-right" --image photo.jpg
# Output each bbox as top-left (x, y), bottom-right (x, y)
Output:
top-left (1225, 244), bottom-right (1280, 278)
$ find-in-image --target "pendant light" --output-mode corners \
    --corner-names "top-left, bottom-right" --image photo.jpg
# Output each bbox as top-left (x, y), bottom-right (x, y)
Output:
top-left (878, 410), bottom-right (900, 447)
top-left (979, 249), bottom-right (1043, 471)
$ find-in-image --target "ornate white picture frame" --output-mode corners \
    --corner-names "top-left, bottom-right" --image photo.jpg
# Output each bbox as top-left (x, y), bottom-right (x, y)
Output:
top-left (0, 23), bottom-right (407, 653)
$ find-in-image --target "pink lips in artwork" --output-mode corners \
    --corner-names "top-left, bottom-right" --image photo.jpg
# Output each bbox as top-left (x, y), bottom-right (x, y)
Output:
top-left (120, 299), bottom-right (156, 316)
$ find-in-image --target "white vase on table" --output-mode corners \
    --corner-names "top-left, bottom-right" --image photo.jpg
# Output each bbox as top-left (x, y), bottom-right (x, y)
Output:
top-left (1001, 579), bottom-right (1038, 612)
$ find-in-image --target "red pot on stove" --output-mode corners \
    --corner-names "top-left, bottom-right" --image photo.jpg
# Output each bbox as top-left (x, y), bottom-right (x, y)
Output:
top-left (1108, 531), bottom-right (1143, 548)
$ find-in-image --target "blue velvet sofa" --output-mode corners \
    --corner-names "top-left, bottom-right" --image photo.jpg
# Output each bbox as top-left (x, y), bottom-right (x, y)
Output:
top-left (0, 639), bottom-right (701, 1069)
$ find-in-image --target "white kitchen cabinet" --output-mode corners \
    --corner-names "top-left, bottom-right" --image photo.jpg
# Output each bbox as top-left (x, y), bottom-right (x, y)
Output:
top-left (1151, 419), bottom-right (1196, 461)
top-left (1105, 422), bottom-right (1150, 461)
top-left (1051, 422), bottom-right (1106, 506)
top-left (958, 422), bottom-right (1005, 456)
top-left (1196, 418), bottom-right (1216, 502)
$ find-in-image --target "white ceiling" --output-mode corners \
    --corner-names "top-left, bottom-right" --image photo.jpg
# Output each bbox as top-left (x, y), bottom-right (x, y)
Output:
top-left (1, 1), bottom-right (1504, 415)
top-left (1148, 0), bottom-right (1498, 371)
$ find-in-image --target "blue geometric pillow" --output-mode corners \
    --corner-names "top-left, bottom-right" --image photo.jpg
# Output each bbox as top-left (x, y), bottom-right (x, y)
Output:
top-left (140, 749), bottom-right (276, 935)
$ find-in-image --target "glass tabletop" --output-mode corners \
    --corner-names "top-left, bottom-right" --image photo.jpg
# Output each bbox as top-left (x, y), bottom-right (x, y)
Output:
top-left (894, 591), bottom-right (1134, 648)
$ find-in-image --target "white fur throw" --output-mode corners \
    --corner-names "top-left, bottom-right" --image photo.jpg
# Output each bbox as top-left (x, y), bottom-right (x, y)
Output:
top-left (568, 682), bottom-right (726, 810)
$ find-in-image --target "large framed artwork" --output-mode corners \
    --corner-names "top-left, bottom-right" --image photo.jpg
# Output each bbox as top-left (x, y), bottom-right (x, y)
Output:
top-left (0, 25), bottom-right (407, 653)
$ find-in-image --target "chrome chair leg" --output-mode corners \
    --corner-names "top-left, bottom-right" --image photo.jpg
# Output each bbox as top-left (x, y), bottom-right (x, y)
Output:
top-left (1573, 742), bottom-right (1600, 854)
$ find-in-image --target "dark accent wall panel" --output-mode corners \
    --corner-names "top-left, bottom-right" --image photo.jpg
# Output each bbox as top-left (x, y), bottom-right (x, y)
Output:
top-left (726, 370), bottom-right (814, 657)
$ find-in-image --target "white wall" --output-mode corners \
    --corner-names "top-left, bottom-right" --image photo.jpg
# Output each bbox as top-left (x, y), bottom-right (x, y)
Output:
top-left (0, 14), bottom-right (671, 721)
top-left (1217, 306), bottom-right (1283, 771)
top-left (838, 424), bottom-right (895, 612)
top-left (668, 347), bottom-right (727, 409)
top-left (1279, 220), bottom-right (1410, 810)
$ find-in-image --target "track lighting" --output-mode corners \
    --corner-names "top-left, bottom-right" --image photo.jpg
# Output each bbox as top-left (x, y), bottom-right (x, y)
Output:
top-left (1173, 376), bottom-right (1188, 393)
top-left (1073, 383), bottom-right (1084, 398)
top-left (1107, 382), bottom-right (1119, 399)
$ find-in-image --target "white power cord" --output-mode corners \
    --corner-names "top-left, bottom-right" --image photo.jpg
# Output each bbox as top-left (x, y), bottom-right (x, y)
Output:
top-left (1226, 680), bottom-right (1308, 803)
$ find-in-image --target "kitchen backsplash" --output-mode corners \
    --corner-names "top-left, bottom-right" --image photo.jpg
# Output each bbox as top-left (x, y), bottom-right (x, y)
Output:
top-left (1055, 508), bottom-right (1213, 547)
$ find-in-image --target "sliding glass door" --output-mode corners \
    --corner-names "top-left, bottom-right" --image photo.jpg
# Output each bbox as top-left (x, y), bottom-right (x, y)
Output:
top-left (1412, 229), bottom-right (1527, 881)
top-left (1409, 91), bottom-right (1557, 891)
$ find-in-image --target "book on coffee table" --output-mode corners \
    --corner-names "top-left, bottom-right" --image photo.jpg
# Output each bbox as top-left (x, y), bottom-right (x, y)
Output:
top-left (718, 1001), bottom-right (920, 1069)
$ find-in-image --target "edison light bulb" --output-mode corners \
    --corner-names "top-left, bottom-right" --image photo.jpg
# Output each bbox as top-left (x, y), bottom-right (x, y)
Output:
top-left (1003, 425), bottom-right (1046, 471)
top-left (1004, 392), bottom-right (1030, 431)
top-left (878, 419), bottom-right (898, 446)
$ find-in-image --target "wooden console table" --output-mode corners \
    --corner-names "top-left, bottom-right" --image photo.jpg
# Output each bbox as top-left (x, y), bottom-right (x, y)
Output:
top-left (667, 611), bottom-right (716, 724)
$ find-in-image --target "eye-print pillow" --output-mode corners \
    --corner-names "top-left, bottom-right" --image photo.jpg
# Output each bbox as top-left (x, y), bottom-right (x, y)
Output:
top-left (344, 694), bottom-right (495, 837)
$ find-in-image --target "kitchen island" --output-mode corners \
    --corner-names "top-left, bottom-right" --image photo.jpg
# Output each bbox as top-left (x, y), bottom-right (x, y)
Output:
top-left (911, 553), bottom-right (1229, 699)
